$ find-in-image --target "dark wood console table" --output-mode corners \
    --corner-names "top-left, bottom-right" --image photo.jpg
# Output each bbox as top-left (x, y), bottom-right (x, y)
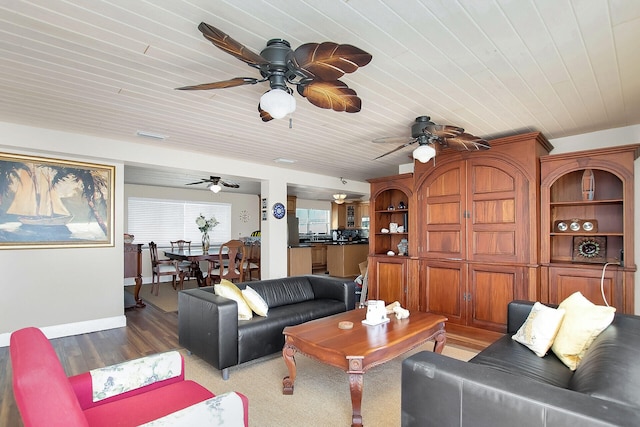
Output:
top-left (124, 243), bottom-right (145, 308)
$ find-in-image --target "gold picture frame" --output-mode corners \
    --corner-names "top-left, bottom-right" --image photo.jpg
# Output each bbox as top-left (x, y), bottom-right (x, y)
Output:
top-left (0, 152), bottom-right (115, 249)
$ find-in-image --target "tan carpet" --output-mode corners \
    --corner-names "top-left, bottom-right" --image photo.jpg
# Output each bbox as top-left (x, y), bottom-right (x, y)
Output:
top-left (125, 280), bottom-right (200, 312)
top-left (182, 342), bottom-right (477, 427)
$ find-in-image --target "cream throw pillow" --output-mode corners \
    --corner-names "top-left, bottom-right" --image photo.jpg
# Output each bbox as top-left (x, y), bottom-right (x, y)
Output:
top-left (551, 291), bottom-right (615, 370)
top-left (512, 302), bottom-right (566, 357)
top-left (214, 279), bottom-right (253, 320)
top-left (241, 286), bottom-right (269, 317)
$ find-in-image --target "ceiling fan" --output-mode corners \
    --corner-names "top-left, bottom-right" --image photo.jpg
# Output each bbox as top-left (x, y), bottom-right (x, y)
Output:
top-left (373, 116), bottom-right (491, 163)
top-left (176, 22), bottom-right (372, 121)
top-left (186, 176), bottom-right (240, 193)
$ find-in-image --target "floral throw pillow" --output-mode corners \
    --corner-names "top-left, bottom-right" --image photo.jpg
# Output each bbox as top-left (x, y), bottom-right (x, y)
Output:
top-left (512, 302), bottom-right (566, 357)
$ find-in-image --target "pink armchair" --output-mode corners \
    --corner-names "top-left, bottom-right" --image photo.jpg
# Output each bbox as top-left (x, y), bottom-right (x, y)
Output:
top-left (10, 327), bottom-right (249, 426)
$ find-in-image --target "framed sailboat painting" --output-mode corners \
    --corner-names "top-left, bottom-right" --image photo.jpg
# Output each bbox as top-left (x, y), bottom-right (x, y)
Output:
top-left (0, 153), bottom-right (115, 249)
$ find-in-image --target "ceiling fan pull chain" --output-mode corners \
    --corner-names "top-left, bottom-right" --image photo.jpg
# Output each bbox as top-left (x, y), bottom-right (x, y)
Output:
top-left (289, 117), bottom-right (293, 129)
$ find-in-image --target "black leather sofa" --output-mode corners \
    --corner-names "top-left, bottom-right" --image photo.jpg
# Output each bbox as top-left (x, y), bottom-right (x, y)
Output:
top-left (178, 275), bottom-right (355, 379)
top-left (401, 300), bottom-right (640, 427)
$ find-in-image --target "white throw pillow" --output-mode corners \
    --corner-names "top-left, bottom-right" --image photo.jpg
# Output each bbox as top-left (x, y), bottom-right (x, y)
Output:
top-left (512, 302), bottom-right (566, 357)
top-left (214, 279), bottom-right (253, 320)
top-left (551, 291), bottom-right (615, 370)
top-left (242, 286), bottom-right (269, 317)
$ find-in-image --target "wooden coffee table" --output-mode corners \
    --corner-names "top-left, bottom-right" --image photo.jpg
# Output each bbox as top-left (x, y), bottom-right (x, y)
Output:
top-left (282, 308), bottom-right (447, 427)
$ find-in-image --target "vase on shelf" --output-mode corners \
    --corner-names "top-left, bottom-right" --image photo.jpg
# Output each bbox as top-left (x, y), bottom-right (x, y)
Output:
top-left (397, 238), bottom-right (408, 256)
top-left (202, 233), bottom-right (210, 252)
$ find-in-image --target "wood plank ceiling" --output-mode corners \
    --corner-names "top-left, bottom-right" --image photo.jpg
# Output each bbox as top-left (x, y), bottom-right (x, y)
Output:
top-left (0, 0), bottom-right (638, 195)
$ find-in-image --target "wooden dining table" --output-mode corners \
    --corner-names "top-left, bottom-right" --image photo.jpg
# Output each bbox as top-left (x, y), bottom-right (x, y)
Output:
top-left (164, 248), bottom-right (218, 287)
top-left (164, 248), bottom-right (241, 287)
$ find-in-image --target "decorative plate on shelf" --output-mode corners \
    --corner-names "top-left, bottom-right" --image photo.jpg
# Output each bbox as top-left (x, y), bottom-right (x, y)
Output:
top-left (272, 202), bottom-right (286, 219)
top-left (572, 236), bottom-right (606, 263)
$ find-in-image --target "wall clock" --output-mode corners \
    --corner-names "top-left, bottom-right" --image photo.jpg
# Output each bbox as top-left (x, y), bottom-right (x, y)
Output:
top-left (272, 202), bottom-right (286, 219)
top-left (572, 236), bottom-right (606, 263)
top-left (239, 210), bottom-right (250, 223)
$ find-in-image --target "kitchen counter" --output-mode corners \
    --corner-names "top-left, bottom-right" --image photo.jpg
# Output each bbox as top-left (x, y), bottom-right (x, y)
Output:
top-left (287, 246), bottom-right (312, 276)
top-left (326, 243), bottom-right (369, 277)
top-left (327, 241), bottom-right (368, 245)
top-left (299, 240), bottom-right (368, 245)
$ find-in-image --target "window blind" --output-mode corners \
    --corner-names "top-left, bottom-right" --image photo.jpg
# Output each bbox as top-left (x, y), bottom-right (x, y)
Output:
top-left (127, 197), bottom-right (231, 247)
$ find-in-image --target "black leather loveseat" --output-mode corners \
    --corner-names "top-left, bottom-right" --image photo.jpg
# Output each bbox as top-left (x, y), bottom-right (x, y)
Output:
top-left (178, 275), bottom-right (355, 379)
top-left (401, 300), bottom-right (640, 427)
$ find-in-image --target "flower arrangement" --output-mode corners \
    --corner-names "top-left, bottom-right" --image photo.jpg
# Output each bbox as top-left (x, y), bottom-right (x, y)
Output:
top-left (196, 214), bottom-right (219, 252)
top-left (196, 214), bottom-right (219, 234)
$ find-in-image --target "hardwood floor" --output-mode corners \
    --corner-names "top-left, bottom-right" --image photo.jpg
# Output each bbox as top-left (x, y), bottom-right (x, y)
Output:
top-left (0, 296), bottom-right (500, 426)
top-left (0, 303), bottom-right (180, 427)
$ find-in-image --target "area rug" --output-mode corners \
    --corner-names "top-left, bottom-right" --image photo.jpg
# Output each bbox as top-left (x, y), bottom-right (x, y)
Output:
top-left (182, 342), bottom-right (477, 427)
top-left (125, 280), bottom-right (199, 312)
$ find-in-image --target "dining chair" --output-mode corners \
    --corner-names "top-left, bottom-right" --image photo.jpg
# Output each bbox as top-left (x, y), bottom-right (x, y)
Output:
top-left (170, 240), bottom-right (191, 251)
top-left (148, 241), bottom-right (180, 296)
top-left (244, 240), bottom-right (261, 281)
top-left (170, 240), bottom-right (197, 289)
top-left (207, 239), bottom-right (245, 284)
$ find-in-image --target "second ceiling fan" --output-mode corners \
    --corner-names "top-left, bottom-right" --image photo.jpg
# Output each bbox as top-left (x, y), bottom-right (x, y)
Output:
top-left (186, 176), bottom-right (239, 193)
top-left (176, 22), bottom-right (372, 121)
top-left (373, 116), bottom-right (490, 163)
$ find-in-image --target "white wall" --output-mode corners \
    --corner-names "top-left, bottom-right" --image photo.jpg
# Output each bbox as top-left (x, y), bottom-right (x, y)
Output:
top-left (0, 151), bottom-right (125, 346)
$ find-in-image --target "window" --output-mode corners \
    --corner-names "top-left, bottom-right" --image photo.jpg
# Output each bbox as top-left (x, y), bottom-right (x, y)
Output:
top-left (296, 208), bottom-right (330, 235)
top-left (127, 197), bottom-right (231, 247)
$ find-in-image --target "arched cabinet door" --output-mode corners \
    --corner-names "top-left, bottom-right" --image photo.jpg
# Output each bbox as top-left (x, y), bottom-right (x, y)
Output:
top-left (416, 156), bottom-right (531, 265)
top-left (413, 132), bottom-right (551, 333)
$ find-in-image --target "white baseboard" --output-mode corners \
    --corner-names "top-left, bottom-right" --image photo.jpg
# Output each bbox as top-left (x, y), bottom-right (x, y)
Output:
top-left (0, 315), bottom-right (127, 347)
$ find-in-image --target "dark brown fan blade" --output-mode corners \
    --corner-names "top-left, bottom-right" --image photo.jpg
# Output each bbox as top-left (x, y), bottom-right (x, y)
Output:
top-left (221, 180), bottom-right (240, 188)
top-left (373, 139), bottom-right (418, 160)
top-left (445, 133), bottom-right (491, 151)
top-left (176, 77), bottom-right (258, 90)
top-left (293, 42), bottom-right (372, 81)
top-left (185, 179), bottom-right (208, 185)
top-left (424, 124), bottom-right (464, 139)
top-left (197, 22), bottom-right (269, 66)
top-left (258, 104), bottom-right (274, 122)
top-left (297, 80), bottom-right (361, 112)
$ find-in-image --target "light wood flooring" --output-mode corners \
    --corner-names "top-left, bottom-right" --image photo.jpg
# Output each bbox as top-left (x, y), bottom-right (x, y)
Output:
top-left (0, 297), bottom-right (499, 426)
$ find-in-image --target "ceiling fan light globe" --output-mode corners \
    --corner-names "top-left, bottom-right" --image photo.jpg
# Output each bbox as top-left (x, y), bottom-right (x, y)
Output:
top-left (208, 183), bottom-right (222, 193)
top-left (413, 144), bottom-right (436, 163)
top-left (260, 89), bottom-right (296, 119)
top-left (333, 193), bottom-right (347, 204)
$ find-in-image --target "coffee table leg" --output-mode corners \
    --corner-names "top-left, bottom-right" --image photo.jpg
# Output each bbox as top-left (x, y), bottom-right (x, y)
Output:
top-left (347, 356), bottom-right (364, 427)
top-left (282, 342), bottom-right (297, 395)
top-left (433, 328), bottom-right (447, 354)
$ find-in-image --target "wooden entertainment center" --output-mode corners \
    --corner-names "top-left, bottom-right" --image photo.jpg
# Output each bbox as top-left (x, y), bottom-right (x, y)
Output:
top-left (367, 132), bottom-right (638, 334)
